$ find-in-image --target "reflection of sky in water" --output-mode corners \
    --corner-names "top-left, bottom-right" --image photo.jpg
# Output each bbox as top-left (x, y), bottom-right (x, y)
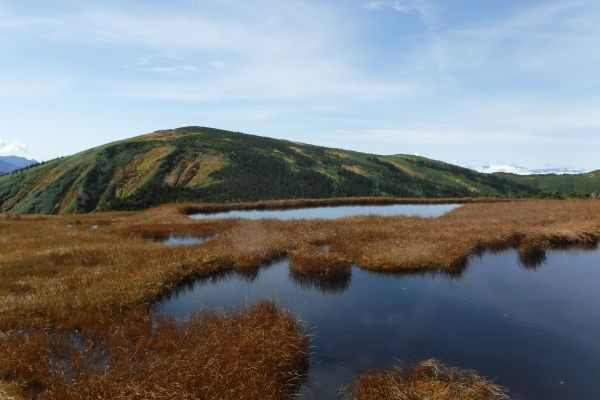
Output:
top-left (157, 249), bottom-right (600, 400)
top-left (159, 234), bottom-right (217, 246)
top-left (190, 204), bottom-right (461, 220)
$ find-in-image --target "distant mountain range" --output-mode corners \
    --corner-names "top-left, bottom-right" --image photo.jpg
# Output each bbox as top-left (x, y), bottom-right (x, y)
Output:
top-left (0, 155), bottom-right (37, 175)
top-left (0, 127), bottom-right (597, 214)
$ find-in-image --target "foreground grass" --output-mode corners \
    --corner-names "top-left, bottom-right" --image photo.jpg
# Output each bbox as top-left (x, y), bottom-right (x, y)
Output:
top-left (0, 301), bottom-right (308, 400)
top-left (351, 359), bottom-right (509, 400)
top-left (1, 199), bottom-right (599, 397)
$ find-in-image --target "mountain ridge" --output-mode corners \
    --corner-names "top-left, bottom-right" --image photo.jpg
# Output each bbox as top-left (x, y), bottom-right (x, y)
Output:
top-left (0, 126), bottom-right (584, 214)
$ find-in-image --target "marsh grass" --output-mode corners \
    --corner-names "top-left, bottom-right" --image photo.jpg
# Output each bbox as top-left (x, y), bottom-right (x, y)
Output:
top-left (2, 200), bottom-right (600, 330)
top-left (1, 199), bottom-right (600, 398)
top-left (0, 302), bottom-right (308, 400)
top-left (350, 359), bottom-right (509, 400)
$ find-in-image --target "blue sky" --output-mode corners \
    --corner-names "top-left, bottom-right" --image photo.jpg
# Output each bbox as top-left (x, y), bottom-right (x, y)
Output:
top-left (1, 0), bottom-right (599, 172)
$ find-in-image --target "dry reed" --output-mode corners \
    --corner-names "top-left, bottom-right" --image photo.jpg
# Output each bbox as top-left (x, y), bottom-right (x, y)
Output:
top-left (0, 302), bottom-right (308, 400)
top-left (350, 359), bottom-right (509, 400)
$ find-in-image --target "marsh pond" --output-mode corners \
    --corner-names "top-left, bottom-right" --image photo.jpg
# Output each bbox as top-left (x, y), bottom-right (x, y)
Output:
top-left (155, 246), bottom-right (600, 400)
top-left (189, 203), bottom-right (461, 220)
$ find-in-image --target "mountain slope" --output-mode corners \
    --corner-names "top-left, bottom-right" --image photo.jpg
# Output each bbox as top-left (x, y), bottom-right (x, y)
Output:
top-left (0, 126), bottom-right (537, 214)
top-left (495, 171), bottom-right (600, 194)
top-left (0, 156), bottom-right (37, 175)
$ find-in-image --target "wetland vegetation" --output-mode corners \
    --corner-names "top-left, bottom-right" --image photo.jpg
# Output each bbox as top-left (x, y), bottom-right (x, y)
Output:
top-left (1, 199), bottom-right (599, 399)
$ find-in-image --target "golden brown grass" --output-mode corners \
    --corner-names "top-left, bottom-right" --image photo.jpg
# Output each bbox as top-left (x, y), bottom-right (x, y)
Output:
top-left (1, 199), bottom-right (599, 331)
top-left (1, 199), bottom-right (600, 398)
top-left (113, 146), bottom-right (173, 198)
top-left (350, 359), bottom-right (509, 400)
top-left (0, 301), bottom-right (308, 400)
top-left (0, 381), bottom-right (20, 400)
top-left (163, 154), bottom-right (226, 188)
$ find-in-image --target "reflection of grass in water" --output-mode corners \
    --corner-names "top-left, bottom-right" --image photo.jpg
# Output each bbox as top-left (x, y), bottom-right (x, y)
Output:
top-left (289, 268), bottom-right (351, 294)
top-left (518, 247), bottom-right (547, 269)
top-left (350, 359), bottom-right (509, 400)
top-left (289, 249), bottom-right (352, 294)
top-left (155, 265), bottom-right (263, 304)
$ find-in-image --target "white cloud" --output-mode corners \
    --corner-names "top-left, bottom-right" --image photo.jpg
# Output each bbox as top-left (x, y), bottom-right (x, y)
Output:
top-left (469, 164), bottom-right (586, 175)
top-left (0, 140), bottom-right (28, 155)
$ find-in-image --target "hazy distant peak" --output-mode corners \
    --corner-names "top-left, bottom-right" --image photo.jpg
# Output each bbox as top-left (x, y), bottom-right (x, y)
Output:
top-left (0, 155), bottom-right (38, 175)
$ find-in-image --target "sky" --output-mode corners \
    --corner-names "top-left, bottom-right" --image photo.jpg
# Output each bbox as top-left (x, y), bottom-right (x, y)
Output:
top-left (1, 0), bottom-right (599, 172)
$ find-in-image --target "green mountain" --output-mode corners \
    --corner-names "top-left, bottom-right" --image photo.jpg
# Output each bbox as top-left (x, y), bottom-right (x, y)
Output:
top-left (495, 171), bottom-right (600, 195)
top-left (0, 126), bottom-right (538, 214)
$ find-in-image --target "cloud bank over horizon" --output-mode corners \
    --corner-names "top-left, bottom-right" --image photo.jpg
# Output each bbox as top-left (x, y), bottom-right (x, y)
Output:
top-left (0, 140), bottom-right (28, 156)
top-left (0, 0), bottom-right (598, 170)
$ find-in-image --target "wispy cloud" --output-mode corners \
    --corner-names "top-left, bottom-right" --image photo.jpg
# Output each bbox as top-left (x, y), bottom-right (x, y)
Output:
top-left (0, 0), bottom-right (599, 169)
top-left (0, 1), bottom-right (424, 103)
top-left (365, 0), bottom-right (441, 30)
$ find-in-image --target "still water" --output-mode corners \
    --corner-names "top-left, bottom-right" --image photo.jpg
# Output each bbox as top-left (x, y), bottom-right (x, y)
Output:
top-left (157, 248), bottom-right (600, 399)
top-left (189, 203), bottom-right (460, 220)
top-left (159, 234), bottom-right (217, 246)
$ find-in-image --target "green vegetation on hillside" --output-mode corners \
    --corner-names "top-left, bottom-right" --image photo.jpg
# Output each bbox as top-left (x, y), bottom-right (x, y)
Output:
top-left (495, 172), bottom-right (600, 197)
top-left (0, 126), bottom-right (540, 214)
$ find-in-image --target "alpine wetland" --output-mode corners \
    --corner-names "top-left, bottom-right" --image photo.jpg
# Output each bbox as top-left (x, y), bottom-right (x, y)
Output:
top-left (2, 2), bottom-right (600, 399)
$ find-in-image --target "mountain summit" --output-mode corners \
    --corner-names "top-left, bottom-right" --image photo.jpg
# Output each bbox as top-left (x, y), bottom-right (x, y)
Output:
top-left (0, 126), bottom-right (540, 214)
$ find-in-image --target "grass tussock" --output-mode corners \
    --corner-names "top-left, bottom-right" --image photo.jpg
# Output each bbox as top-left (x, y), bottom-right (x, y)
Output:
top-left (290, 246), bottom-right (352, 274)
top-left (0, 301), bottom-right (308, 400)
top-left (350, 359), bottom-right (509, 400)
top-left (289, 246), bottom-right (352, 293)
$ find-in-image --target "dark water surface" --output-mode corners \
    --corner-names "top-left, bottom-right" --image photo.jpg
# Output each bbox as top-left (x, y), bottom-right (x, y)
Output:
top-left (157, 249), bottom-right (600, 399)
top-left (189, 203), bottom-right (460, 220)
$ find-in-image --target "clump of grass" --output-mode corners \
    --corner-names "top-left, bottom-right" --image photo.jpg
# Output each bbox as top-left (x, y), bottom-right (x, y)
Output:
top-left (350, 359), bottom-right (509, 400)
top-left (290, 246), bottom-right (352, 274)
top-left (289, 246), bottom-right (352, 293)
top-left (0, 301), bottom-right (309, 400)
top-left (0, 380), bottom-right (21, 399)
